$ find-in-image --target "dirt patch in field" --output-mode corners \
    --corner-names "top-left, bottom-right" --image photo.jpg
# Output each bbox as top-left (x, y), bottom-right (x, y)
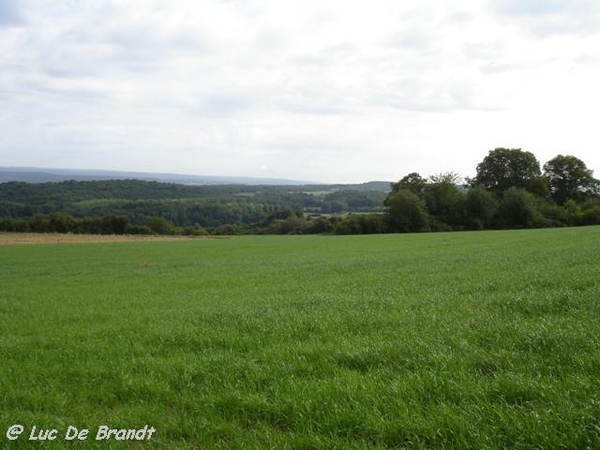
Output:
top-left (0, 233), bottom-right (204, 245)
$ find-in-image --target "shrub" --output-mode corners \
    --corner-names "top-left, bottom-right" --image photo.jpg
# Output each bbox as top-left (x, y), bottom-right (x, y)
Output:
top-left (384, 189), bottom-right (430, 232)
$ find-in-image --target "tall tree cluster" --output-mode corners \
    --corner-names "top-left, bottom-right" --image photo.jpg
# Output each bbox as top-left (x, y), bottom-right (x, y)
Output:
top-left (385, 148), bottom-right (600, 232)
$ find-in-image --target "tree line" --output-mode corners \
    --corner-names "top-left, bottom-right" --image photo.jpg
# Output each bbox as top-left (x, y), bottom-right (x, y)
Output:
top-left (384, 149), bottom-right (599, 233)
top-left (0, 149), bottom-right (598, 235)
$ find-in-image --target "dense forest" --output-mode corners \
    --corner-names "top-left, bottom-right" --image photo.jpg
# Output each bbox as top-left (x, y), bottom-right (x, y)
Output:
top-left (0, 180), bottom-right (387, 235)
top-left (1, 149), bottom-right (599, 235)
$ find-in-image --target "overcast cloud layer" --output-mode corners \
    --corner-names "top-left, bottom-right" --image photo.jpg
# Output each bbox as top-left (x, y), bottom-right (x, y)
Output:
top-left (1, 0), bottom-right (599, 183)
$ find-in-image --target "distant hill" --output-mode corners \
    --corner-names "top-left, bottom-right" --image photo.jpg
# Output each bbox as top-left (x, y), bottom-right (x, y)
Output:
top-left (0, 167), bottom-right (318, 186)
top-left (0, 167), bottom-right (392, 191)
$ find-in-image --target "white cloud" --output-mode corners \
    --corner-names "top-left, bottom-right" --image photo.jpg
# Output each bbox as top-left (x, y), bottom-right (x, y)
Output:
top-left (491, 0), bottom-right (600, 37)
top-left (0, 0), bottom-right (599, 183)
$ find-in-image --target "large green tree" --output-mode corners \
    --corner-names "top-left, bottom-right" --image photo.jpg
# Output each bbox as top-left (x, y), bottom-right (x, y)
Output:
top-left (543, 155), bottom-right (599, 205)
top-left (472, 148), bottom-right (545, 196)
top-left (389, 172), bottom-right (427, 197)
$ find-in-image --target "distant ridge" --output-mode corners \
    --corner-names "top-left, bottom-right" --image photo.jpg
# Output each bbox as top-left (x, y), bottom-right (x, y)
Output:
top-left (0, 167), bottom-right (319, 186)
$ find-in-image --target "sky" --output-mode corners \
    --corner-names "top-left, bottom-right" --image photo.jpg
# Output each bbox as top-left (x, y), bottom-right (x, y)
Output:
top-left (1, 0), bottom-right (599, 183)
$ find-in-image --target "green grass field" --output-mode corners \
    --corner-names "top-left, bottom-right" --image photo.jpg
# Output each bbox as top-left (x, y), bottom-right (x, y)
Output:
top-left (1, 227), bottom-right (599, 449)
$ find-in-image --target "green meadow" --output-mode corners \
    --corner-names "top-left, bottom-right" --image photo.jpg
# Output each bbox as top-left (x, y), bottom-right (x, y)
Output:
top-left (1, 227), bottom-right (599, 449)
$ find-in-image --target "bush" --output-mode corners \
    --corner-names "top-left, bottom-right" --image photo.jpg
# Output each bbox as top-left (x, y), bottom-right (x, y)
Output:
top-left (213, 224), bottom-right (239, 235)
top-left (145, 217), bottom-right (178, 235)
top-left (496, 188), bottom-right (539, 229)
top-left (580, 205), bottom-right (600, 225)
top-left (181, 227), bottom-right (209, 236)
top-left (385, 189), bottom-right (430, 232)
top-left (465, 187), bottom-right (498, 229)
top-left (334, 214), bottom-right (385, 235)
top-left (307, 217), bottom-right (336, 234)
top-left (127, 225), bottom-right (154, 235)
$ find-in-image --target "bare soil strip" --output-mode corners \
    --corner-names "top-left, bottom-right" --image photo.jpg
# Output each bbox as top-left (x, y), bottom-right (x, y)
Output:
top-left (0, 233), bottom-right (199, 245)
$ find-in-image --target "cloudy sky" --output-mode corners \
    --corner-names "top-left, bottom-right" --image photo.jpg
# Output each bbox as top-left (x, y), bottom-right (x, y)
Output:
top-left (1, 0), bottom-right (599, 183)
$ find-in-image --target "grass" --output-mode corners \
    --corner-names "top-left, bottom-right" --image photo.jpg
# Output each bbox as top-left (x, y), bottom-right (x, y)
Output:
top-left (1, 227), bottom-right (599, 449)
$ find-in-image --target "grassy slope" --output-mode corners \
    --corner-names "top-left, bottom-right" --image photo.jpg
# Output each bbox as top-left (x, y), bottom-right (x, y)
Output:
top-left (1, 227), bottom-right (599, 449)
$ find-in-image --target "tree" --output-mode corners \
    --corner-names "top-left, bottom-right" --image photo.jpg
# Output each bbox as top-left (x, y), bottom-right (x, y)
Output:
top-left (428, 172), bottom-right (463, 185)
top-left (384, 189), bottom-right (430, 232)
top-left (543, 155), bottom-right (599, 205)
top-left (472, 148), bottom-right (544, 196)
top-left (389, 172), bottom-right (427, 197)
top-left (465, 187), bottom-right (498, 229)
top-left (424, 172), bottom-right (465, 230)
top-left (496, 187), bottom-right (540, 229)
